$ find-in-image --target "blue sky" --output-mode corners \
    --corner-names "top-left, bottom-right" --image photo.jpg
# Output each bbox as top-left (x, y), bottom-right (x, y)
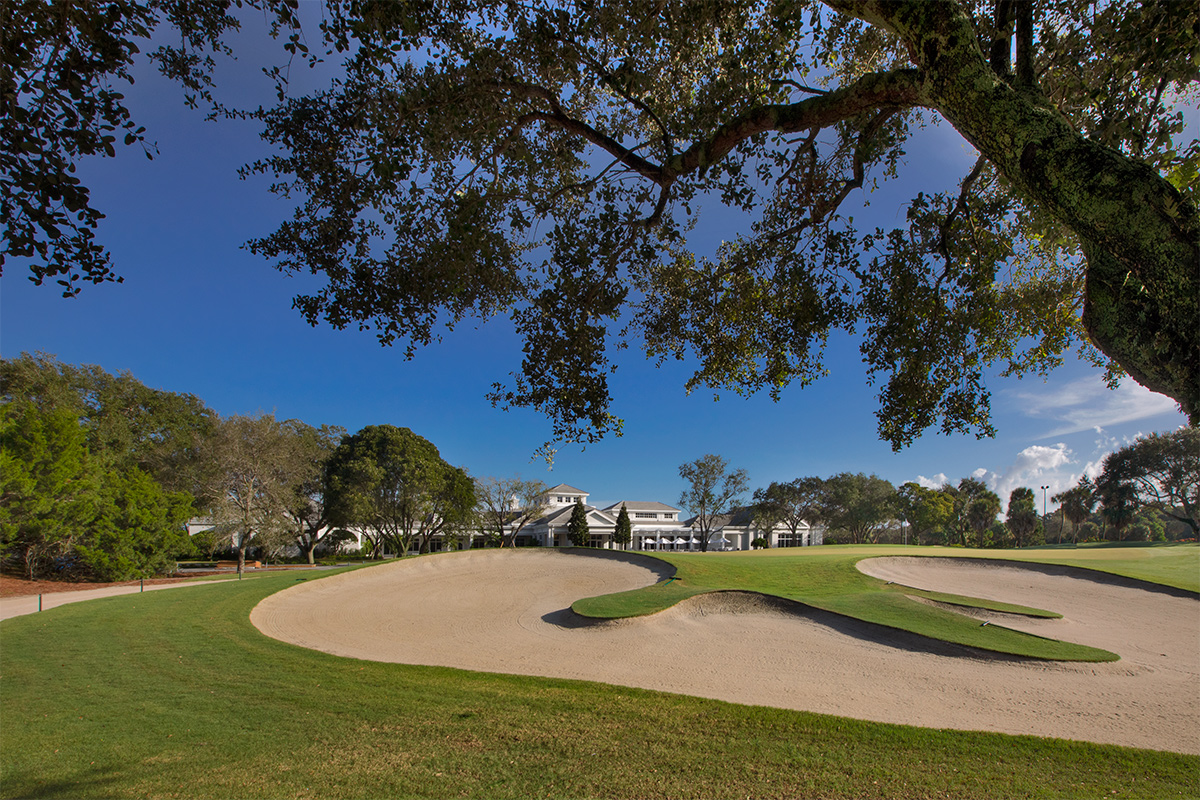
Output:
top-left (1, 21), bottom-right (1188, 513)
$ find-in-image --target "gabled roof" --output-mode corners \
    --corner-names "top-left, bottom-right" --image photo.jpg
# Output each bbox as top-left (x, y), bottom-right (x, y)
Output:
top-left (533, 505), bottom-right (617, 527)
top-left (602, 500), bottom-right (681, 513)
top-left (545, 483), bottom-right (587, 495)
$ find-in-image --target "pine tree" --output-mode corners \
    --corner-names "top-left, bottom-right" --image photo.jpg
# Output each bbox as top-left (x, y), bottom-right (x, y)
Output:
top-left (567, 500), bottom-right (590, 547)
top-left (613, 504), bottom-right (632, 551)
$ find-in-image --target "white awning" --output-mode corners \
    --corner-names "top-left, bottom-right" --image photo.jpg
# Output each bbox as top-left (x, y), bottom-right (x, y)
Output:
top-left (643, 537), bottom-right (658, 544)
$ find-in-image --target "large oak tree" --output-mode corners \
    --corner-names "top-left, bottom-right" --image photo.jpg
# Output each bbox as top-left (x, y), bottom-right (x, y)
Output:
top-left (323, 424), bottom-right (472, 556)
top-left (1096, 428), bottom-right (1198, 537)
top-left (6, 0), bottom-right (1197, 448)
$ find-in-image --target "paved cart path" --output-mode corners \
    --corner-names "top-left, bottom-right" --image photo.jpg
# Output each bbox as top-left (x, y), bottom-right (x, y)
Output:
top-left (251, 549), bottom-right (1200, 754)
top-left (0, 576), bottom-right (251, 620)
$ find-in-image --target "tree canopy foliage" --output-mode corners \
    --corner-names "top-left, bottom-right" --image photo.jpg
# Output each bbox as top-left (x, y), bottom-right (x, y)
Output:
top-left (0, 356), bottom-right (198, 580)
top-left (679, 453), bottom-right (749, 551)
top-left (1096, 428), bottom-right (1198, 537)
top-left (282, 420), bottom-right (347, 564)
top-left (202, 412), bottom-right (317, 573)
top-left (324, 424), bottom-right (474, 556)
top-left (5, 0), bottom-right (1197, 450)
top-left (752, 477), bottom-right (824, 541)
top-left (1, 352), bottom-right (217, 494)
top-left (1005, 486), bottom-right (1038, 548)
top-left (475, 475), bottom-right (548, 547)
top-left (1052, 476), bottom-right (1096, 544)
top-left (896, 481), bottom-right (954, 545)
top-left (818, 472), bottom-right (897, 544)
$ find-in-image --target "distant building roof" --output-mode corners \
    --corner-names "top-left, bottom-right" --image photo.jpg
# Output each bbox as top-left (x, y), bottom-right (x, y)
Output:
top-left (533, 504), bottom-right (617, 527)
top-left (682, 507), bottom-right (756, 529)
top-left (602, 501), bottom-right (681, 513)
top-left (545, 483), bottom-right (587, 495)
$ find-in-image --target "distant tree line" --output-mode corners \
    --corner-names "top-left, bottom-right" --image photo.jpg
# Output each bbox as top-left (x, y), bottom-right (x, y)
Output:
top-left (681, 434), bottom-right (1197, 550)
top-left (4, 354), bottom-right (1194, 581)
top-left (2, 353), bottom-right (212, 580)
top-left (1, 354), bottom-right (481, 580)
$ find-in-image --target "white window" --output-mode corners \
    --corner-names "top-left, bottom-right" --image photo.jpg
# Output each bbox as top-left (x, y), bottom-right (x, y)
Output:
top-left (635, 512), bottom-right (657, 519)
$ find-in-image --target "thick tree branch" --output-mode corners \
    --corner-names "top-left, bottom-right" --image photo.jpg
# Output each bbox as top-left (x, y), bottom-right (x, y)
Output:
top-left (990, 0), bottom-right (1015, 76)
top-left (485, 81), bottom-right (662, 185)
top-left (1014, 1), bottom-right (1037, 91)
top-left (828, 0), bottom-right (1199, 420)
top-left (560, 36), bottom-right (674, 160)
top-left (662, 68), bottom-right (923, 180)
top-left (510, 68), bottom-right (921, 197)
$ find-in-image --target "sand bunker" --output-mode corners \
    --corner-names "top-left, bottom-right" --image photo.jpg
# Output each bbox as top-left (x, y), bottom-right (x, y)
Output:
top-left (251, 549), bottom-right (1199, 754)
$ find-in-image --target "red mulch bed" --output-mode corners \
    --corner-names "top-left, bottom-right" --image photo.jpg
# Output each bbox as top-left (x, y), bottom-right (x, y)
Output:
top-left (0, 572), bottom-right (225, 599)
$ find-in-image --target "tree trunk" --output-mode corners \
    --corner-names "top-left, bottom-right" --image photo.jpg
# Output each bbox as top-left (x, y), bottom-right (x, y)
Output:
top-left (835, 0), bottom-right (1199, 418)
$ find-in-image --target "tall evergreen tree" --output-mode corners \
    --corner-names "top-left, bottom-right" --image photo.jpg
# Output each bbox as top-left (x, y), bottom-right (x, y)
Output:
top-left (0, 401), bottom-right (193, 580)
top-left (0, 404), bottom-right (99, 579)
top-left (613, 504), bottom-right (632, 551)
top-left (567, 500), bottom-right (591, 547)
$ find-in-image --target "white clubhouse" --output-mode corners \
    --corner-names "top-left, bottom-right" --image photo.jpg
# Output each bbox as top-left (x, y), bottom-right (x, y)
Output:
top-left (506, 484), bottom-right (821, 552)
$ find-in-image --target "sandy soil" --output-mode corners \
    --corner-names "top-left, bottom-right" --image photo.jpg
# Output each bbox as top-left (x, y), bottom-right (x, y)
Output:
top-left (251, 549), bottom-right (1200, 754)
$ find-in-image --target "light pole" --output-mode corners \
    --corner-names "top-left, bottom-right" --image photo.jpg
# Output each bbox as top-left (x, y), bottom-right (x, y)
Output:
top-left (1040, 485), bottom-right (1050, 529)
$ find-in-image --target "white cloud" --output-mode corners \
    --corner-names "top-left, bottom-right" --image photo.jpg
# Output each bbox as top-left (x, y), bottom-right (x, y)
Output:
top-left (926, 445), bottom-right (1080, 511)
top-left (1007, 375), bottom-right (1181, 438)
top-left (991, 444), bottom-right (1074, 504)
top-left (916, 472), bottom-right (949, 489)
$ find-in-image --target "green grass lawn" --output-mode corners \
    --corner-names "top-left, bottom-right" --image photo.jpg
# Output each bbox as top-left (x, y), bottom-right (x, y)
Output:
top-left (574, 543), bottom-right (1199, 662)
top-left (2, 562), bottom-right (1196, 799)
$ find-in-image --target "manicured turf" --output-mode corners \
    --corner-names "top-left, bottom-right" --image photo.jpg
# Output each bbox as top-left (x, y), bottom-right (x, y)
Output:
top-left (573, 543), bottom-right (1200, 662)
top-left (1, 564), bottom-right (1195, 799)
